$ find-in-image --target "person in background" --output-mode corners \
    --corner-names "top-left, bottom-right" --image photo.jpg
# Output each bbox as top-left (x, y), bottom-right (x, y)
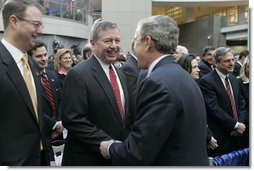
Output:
top-left (194, 54), bottom-right (201, 63)
top-left (238, 56), bottom-right (249, 148)
top-left (233, 50), bottom-right (249, 77)
top-left (199, 47), bottom-right (247, 157)
top-left (121, 39), bottom-right (140, 124)
top-left (177, 54), bottom-right (218, 152)
top-left (177, 54), bottom-right (200, 80)
top-left (61, 20), bottom-right (130, 166)
top-left (0, 0), bottom-right (49, 165)
top-left (83, 42), bottom-right (93, 60)
top-left (114, 52), bottom-right (127, 68)
top-left (71, 54), bottom-right (78, 67)
top-left (76, 54), bottom-right (83, 63)
top-left (28, 40), bottom-right (65, 166)
top-left (198, 46), bottom-right (215, 78)
top-left (100, 15), bottom-right (209, 166)
top-left (172, 45), bottom-right (189, 62)
top-left (53, 48), bottom-right (73, 94)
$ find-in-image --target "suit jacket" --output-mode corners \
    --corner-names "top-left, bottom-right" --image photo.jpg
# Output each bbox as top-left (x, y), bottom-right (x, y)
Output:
top-left (109, 56), bottom-right (209, 166)
top-left (198, 60), bottom-right (213, 78)
top-left (61, 56), bottom-right (130, 166)
top-left (0, 42), bottom-right (48, 166)
top-left (41, 69), bottom-right (61, 131)
top-left (40, 69), bottom-right (62, 161)
top-left (199, 70), bottom-right (247, 157)
top-left (121, 55), bottom-right (139, 124)
top-left (233, 61), bottom-right (241, 77)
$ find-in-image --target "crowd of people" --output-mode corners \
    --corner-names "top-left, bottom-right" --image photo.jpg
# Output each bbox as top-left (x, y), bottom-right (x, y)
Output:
top-left (0, 0), bottom-right (249, 166)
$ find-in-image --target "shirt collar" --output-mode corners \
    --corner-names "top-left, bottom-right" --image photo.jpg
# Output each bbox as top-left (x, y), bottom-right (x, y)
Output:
top-left (215, 68), bottom-right (228, 80)
top-left (1, 38), bottom-right (25, 64)
top-left (147, 54), bottom-right (169, 77)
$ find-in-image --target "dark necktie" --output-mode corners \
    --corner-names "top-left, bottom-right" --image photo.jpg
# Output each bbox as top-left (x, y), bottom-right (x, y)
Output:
top-left (41, 72), bottom-right (57, 119)
top-left (109, 65), bottom-right (125, 122)
top-left (225, 76), bottom-right (238, 120)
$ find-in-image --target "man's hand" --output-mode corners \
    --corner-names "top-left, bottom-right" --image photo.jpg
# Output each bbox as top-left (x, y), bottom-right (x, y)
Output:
top-left (100, 140), bottom-right (121, 159)
top-left (100, 140), bottom-right (115, 159)
top-left (207, 136), bottom-right (218, 150)
top-left (51, 121), bottom-right (64, 139)
top-left (55, 121), bottom-right (64, 134)
top-left (231, 122), bottom-right (246, 137)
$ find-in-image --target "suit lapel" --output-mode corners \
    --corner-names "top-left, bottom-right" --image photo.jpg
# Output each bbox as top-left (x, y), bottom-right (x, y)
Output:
top-left (2, 49), bottom-right (39, 123)
top-left (90, 57), bottom-right (123, 122)
top-left (213, 71), bottom-right (232, 105)
top-left (29, 59), bottom-right (43, 126)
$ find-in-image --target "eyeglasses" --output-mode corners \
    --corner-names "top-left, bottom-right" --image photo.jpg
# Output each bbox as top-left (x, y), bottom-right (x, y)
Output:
top-left (61, 57), bottom-right (72, 60)
top-left (16, 16), bottom-right (44, 29)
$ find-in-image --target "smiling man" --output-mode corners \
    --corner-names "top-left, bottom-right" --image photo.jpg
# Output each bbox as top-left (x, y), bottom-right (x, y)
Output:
top-left (61, 21), bottom-right (130, 166)
top-left (0, 0), bottom-right (49, 166)
top-left (100, 15), bottom-right (209, 166)
top-left (199, 47), bottom-right (247, 157)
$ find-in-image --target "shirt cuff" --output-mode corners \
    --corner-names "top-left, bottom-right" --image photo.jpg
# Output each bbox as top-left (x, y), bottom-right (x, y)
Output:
top-left (234, 122), bottom-right (239, 129)
top-left (52, 122), bottom-right (58, 130)
top-left (107, 141), bottom-right (115, 158)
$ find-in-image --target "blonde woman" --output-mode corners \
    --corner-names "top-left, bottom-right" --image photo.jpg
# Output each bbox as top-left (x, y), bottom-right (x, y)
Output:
top-left (238, 56), bottom-right (249, 112)
top-left (54, 49), bottom-right (73, 92)
top-left (238, 56), bottom-right (249, 148)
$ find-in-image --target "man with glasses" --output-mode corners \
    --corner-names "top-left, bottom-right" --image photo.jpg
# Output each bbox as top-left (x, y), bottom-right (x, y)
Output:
top-left (0, 0), bottom-right (49, 166)
top-left (198, 46), bottom-right (215, 78)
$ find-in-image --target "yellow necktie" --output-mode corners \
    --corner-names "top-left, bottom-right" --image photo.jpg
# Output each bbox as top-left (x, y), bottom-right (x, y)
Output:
top-left (22, 55), bottom-right (43, 150)
top-left (22, 55), bottom-right (38, 121)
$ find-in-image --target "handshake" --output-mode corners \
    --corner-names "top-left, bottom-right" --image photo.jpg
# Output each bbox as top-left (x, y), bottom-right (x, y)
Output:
top-left (100, 140), bottom-right (121, 159)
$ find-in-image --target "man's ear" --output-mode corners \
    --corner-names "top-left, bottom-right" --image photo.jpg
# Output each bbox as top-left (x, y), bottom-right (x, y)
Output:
top-left (144, 36), bottom-right (153, 52)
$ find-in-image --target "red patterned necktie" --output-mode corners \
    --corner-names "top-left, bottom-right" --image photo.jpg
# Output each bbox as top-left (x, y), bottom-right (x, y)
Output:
top-left (109, 65), bottom-right (125, 122)
top-left (41, 72), bottom-right (57, 119)
top-left (225, 76), bottom-right (238, 121)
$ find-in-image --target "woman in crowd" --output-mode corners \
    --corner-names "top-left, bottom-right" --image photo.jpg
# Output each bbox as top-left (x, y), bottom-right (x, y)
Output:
top-left (238, 55), bottom-right (249, 148)
top-left (177, 54), bottom-right (219, 151)
top-left (54, 49), bottom-right (73, 93)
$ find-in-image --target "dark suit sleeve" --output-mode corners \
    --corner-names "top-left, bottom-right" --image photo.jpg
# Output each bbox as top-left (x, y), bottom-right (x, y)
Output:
top-left (231, 78), bottom-right (247, 123)
top-left (61, 69), bottom-right (112, 152)
top-left (109, 78), bottom-right (176, 165)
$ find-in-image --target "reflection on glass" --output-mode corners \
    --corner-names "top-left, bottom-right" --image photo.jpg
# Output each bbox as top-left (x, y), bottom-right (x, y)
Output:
top-left (40, 0), bottom-right (93, 25)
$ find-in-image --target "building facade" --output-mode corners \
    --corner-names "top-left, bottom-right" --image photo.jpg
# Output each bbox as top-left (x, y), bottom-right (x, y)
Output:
top-left (0, 0), bottom-right (249, 55)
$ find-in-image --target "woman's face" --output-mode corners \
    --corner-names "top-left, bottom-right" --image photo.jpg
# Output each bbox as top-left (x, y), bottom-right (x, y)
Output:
top-left (191, 59), bottom-right (200, 80)
top-left (60, 52), bottom-right (73, 69)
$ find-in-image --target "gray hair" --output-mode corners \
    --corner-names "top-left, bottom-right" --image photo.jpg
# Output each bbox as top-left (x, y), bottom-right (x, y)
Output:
top-left (2, 0), bottom-right (44, 29)
top-left (90, 21), bottom-right (120, 40)
top-left (176, 45), bottom-right (189, 55)
top-left (213, 47), bottom-right (232, 62)
top-left (137, 15), bottom-right (179, 54)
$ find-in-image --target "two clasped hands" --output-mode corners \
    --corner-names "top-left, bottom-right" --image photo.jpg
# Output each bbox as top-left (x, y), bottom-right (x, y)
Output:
top-left (100, 140), bottom-right (121, 159)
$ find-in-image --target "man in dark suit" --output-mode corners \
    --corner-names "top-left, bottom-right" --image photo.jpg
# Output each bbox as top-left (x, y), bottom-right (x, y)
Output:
top-left (61, 21), bottom-right (130, 166)
top-left (0, 0), bottom-right (49, 166)
top-left (198, 46), bottom-right (215, 78)
top-left (199, 47), bottom-right (247, 157)
top-left (121, 40), bottom-right (140, 124)
top-left (28, 40), bottom-right (64, 166)
top-left (100, 15), bottom-right (209, 166)
top-left (233, 50), bottom-right (249, 77)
